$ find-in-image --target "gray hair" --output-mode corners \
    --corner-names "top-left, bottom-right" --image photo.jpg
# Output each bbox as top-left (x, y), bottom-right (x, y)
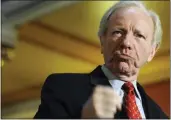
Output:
top-left (98, 1), bottom-right (162, 47)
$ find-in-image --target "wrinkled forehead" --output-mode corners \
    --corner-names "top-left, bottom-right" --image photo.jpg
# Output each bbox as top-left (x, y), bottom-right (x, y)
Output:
top-left (108, 7), bottom-right (154, 32)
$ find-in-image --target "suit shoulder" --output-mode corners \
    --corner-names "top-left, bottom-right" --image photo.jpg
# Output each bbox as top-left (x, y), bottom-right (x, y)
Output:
top-left (42, 73), bottom-right (90, 89)
top-left (138, 83), bottom-right (168, 118)
top-left (41, 73), bottom-right (92, 103)
top-left (146, 94), bottom-right (162, 109)
top-left (46, 73), bottom-right (89, 82)
top-left (145, 94), bottom-right (168, 118)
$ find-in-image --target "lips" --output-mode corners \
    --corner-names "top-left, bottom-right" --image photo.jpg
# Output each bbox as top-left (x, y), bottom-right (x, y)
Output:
top-left (115, 53), bottom-right (134, 61)
top-left (119, 54), bottom-right (132, 59)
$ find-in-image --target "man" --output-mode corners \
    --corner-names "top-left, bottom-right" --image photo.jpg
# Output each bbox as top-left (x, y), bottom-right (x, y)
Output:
top-left (34, 1), bottom-right (168, 119)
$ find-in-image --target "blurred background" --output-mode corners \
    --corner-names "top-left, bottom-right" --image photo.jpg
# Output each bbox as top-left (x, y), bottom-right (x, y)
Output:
top-left (1, 1), bottom-right (170, 118)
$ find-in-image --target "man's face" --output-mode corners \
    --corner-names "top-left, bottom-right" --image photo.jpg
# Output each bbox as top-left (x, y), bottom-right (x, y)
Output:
top-left (100, 7), bottom-right (157, 76)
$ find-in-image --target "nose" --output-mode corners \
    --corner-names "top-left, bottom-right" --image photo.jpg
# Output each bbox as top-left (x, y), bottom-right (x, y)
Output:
top-left (120, 33), bottom-right (133, 50)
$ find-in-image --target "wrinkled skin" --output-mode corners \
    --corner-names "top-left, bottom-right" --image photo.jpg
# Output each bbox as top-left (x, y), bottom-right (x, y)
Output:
top-left (100, 7), bottom-right (158, 82)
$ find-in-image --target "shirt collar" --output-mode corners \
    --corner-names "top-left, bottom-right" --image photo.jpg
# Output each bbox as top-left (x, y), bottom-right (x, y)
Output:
top-left (101, 65), bottom-right (142, 101)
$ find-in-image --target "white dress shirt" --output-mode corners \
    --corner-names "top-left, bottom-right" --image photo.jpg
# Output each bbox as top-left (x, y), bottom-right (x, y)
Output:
top-left (101, 65), bottom-right (146, 118)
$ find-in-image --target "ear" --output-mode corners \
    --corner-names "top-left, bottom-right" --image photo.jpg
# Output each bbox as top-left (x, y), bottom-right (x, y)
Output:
top-left (99, 35), bottom-right (105, 54)
top-left (147, 43), bottom-right (159, 62)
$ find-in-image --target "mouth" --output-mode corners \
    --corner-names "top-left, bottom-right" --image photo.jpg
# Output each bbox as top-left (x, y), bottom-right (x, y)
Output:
top-left (112, 53), bottom-right (134, 62)
top-left (118, 54), bottom-right (133, 59)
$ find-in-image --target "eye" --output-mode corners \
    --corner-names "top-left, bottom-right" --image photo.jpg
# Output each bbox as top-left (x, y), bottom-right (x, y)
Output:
top-left (136, 33), bottom-right (145, 39)
top-left (134, 31), bottom-right (146, 39)
top-left (112, 30), bottom-right (123, 37)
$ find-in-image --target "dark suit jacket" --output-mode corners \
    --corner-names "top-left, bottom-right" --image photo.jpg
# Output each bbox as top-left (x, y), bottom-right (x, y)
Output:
top-left (34, 66), bottom-right (168, 119)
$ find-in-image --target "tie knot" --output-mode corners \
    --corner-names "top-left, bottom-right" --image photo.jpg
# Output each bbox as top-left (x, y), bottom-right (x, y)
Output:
top-left (122, 82), bottom-right (134, 93)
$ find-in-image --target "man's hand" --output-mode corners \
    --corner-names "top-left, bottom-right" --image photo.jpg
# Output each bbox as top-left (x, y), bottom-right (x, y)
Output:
top-left (81, 85), bottom-right (122, 118)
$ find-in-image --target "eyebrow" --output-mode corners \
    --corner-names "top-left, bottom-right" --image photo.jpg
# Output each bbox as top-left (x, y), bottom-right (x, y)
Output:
top-left (134, 29), bottom-right (146, 36)
top-left (112, 27), bottom-right (127, 32)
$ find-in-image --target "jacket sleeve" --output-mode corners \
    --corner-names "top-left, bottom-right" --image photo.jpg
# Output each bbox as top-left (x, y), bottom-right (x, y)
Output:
top-left (34, 74), bottom-right (71, 119)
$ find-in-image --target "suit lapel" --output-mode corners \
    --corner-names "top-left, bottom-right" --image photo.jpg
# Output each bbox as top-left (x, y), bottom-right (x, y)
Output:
top-left (90, 65), bottom-right (111, 87)
top-left (137, 83), bottom-right (159, 119)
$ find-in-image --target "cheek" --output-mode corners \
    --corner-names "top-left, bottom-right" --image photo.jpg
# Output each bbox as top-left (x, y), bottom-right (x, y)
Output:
top-left (107, 37), bottom-right (120, 49)
top-left (103, 39), bottom-right (118, 60)
top-left (135, 44), bottom-right (150, 63)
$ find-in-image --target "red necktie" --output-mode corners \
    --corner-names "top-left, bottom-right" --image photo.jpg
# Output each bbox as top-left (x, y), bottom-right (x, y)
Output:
top-left (122, 82), bottom-right (142, 119)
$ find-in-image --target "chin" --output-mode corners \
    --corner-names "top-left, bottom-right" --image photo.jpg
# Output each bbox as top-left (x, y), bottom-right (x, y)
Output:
top-left (107, 62), bottom-right (138, 80)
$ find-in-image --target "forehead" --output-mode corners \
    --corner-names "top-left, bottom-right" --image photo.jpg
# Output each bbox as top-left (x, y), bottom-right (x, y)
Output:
top-left (108, 7), bottom-right (154, 32)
